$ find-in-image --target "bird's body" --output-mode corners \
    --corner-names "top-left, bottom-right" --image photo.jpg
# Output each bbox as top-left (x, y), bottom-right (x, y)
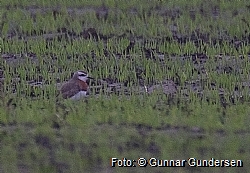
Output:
top-left (60, 70), bottom-right (93, 100)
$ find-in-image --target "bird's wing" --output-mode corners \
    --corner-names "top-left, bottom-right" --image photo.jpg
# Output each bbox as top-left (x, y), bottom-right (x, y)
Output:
top-left (60, 81), bottom-right (81, 99)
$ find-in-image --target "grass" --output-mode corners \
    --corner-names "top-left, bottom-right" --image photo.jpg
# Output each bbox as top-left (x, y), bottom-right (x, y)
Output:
top-left (1, 0), bottom-right (250, 172)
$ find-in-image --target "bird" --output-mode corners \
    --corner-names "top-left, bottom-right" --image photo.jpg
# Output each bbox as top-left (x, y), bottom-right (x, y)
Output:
top-left (60, 70), bottom-right (93, 100)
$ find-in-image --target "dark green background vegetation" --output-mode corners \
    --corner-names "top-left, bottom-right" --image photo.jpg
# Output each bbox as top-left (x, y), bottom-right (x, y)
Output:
top-left (1, 0), bottom-right (250, 172)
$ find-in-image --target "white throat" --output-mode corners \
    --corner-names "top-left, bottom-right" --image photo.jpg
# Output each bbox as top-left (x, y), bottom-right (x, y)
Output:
top-left (78, 76), bottom-right (88, 82)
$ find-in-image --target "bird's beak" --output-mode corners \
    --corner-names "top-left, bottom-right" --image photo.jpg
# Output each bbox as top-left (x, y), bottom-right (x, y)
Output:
top-left (87, 76), bottom-right (94, 80)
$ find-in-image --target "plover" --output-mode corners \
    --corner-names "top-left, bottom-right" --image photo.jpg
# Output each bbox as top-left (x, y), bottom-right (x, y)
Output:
top-left (60, 70), bottom-right (93, 100)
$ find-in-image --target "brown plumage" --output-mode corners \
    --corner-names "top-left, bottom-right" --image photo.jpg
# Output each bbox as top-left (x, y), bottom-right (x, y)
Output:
top-left (60, 70), bottom-right (93, 100)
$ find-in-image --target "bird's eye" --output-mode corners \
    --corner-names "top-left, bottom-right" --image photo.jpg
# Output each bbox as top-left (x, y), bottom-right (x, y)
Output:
top-left (79, 73), bottom-right (87, 76)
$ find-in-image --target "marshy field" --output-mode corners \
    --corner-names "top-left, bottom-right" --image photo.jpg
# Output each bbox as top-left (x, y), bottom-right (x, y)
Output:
top-left (1, 0), bottom-right (250, 172)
